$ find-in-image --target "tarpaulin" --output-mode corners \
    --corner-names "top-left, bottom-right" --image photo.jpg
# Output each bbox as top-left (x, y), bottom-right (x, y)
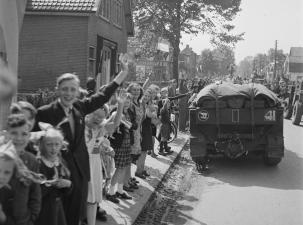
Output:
top-left (193, 82), bottom-right (279, 107)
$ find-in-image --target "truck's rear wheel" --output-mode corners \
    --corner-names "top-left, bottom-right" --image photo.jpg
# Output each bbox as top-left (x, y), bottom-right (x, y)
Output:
top-left (291, 101), bottom-right (303, 125)
top-left (263, 155), bottom-right (282, 166)
top-left (283, 98), bottom-right (292, 119)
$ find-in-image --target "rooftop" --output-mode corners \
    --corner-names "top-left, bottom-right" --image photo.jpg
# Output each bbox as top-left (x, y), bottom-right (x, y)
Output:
top-left (26, 0), bottom-right (99, 13)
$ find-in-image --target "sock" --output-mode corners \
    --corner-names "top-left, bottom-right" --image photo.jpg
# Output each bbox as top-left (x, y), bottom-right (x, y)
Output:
top-left (117, 183), bottom-right (123, 194)
top-left (159, 141), bottom-right (164, 152)
top-left (109, 184), bottom-right (116, 195)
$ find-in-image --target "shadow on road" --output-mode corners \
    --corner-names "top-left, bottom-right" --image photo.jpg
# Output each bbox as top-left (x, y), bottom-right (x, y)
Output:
top-left (204, 149), bottom-right (303, 190)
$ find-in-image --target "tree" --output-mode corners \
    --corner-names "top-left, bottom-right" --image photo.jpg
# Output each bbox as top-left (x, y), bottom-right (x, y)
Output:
top-left (212, 46), bottom-right (235, 75)
top-left (198, 46), bottom-right (235, 77)
top-left (133, 0), bottom-right (244, 83)
top-left (252, 53), bottom-right (268, 75)
top-left (199, 49), bottom-right (216, 76)
top-left (127, 29), bottom-right (158, 59)
top-left (237, 56), bottom-right (253, 78)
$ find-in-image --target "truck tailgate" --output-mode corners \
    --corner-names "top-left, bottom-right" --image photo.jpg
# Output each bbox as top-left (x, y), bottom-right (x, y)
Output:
top-left (194, 108), bottom-right (283, 125)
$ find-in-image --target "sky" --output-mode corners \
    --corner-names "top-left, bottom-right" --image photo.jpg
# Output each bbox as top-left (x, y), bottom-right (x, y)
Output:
top-left (180, 0), bottom-right (303, 64)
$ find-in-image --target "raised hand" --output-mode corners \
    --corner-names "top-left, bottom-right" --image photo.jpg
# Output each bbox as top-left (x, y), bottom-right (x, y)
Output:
top-left (119, 53), bottom-right (130, 72)
top-left (116, 89), bottom-right (127, 104)
top-left (113, 53), bottom-right (131, 85)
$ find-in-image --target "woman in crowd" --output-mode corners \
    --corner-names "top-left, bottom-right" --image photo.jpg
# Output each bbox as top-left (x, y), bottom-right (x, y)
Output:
top-left (135, 88), bottom-right (157, 179)
top-left (106, 93), bottom-right (134, 203)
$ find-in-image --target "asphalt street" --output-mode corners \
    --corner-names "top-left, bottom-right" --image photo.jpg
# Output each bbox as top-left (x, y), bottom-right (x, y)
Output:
top-left (174, 119), bottom-right (303, 225)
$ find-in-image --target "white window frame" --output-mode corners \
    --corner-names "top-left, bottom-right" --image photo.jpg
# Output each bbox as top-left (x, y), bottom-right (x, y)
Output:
top-left (88, 46), bottom-right (96, 76)
top-left (98, 0), bottom-right (110, 22)
top-left (113, 0), bottom-right (123, 28)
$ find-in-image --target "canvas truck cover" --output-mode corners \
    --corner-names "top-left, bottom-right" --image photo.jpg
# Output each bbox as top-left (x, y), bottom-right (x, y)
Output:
top-left (193, 82), bottom-right (280, 107)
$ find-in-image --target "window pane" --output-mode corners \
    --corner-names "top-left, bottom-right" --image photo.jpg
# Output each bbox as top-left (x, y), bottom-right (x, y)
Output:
top-left (102, 0), bottom-right (105, 16)
top-left (89, 47), bottom-right (95, 59)
top-left (89, 60), bottom-right (95, 76)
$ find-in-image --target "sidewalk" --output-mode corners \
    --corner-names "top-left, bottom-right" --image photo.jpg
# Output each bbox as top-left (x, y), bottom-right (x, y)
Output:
top-left (97, 132), bottom-right (189, 225)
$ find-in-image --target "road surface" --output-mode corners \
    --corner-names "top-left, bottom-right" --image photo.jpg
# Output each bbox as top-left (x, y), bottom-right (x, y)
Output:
top-left (175, 119), bottom-right (303, 225)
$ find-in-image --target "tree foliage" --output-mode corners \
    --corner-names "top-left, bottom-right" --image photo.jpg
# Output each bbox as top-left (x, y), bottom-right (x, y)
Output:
top-left (133, 0), bottom-right (244, 81)
top-left (236, 49), bottom-right (287, 78)
top-left (127, 29), bottom-right (158, 59)
top-left (198, 46), bottom-right (235, 77)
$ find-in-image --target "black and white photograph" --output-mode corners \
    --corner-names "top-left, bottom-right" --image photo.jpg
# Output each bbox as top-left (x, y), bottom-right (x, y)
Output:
top-left (0, 0), bottom-right (302, 225)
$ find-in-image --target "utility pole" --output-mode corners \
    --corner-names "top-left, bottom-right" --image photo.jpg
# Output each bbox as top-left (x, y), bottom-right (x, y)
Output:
top-left (273, 40), bottom-right (278, 81)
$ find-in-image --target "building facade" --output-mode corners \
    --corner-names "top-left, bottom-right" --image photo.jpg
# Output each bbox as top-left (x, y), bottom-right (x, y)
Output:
top-left (18, 0), bottom-right (134, 91)
top-left (179, 45), bottom-right (197, 79)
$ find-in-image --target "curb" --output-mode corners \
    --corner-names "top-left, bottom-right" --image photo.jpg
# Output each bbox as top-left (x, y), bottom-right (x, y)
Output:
top-left (98, 132), bottom-right (190, 225)
top-left (132, 135), bottom-right (189, 224)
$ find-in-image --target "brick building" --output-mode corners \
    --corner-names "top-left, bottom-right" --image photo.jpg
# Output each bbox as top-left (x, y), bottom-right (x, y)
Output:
top-left (18, 0), bottom-right (134, 91)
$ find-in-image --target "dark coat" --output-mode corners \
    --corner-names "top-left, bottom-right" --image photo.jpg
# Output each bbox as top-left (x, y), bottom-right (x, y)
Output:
top-left (0, 186), bottom-right (15, 225)
top-left (34, 81), bottom-right (118, 225)
top-left (10, 152), bottom-right (41, 225)
top-left (35, 159), bottom-right (71, 225)
top-left (109, 107), bottom-right (137, 148)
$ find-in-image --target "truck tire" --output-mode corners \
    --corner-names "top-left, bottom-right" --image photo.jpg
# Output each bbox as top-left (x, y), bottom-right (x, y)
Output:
top-left (292, 101), bottom-right (303, 125)
top-left (283, 98), bottom-right (292, 119)
top-left (263, 155), bottom-right (282, 166)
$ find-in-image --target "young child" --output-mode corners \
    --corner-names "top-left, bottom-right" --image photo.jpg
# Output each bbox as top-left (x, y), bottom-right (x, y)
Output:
top-left (85, 92), bottom-right (125, 224)
top-left (0, 146), bottom-right (17, 225)
top-left (5, 114), bottom-right (41, 225)
top-left (10, 101), bottom-right (38, 155)
top-left (159, 99), bottom-right (172, 155)
top-left (35, 126), bottom-right (72, 225)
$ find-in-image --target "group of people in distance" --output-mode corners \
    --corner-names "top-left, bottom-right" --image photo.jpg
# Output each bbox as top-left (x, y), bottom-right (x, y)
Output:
top-left (0, 54), bottom-right (191, 225)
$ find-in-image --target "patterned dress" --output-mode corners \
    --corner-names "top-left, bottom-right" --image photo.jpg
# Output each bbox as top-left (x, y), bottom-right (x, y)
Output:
top-left (131, 102), bottom-right (144, 155)
top-left (114, 112), bottom-right (132, 168)
top-left (85, 126), bottom-right (104, 203)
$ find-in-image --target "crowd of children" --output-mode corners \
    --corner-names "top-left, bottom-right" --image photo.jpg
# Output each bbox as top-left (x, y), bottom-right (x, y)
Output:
top-left (0, 54), bottom-right (188, 225)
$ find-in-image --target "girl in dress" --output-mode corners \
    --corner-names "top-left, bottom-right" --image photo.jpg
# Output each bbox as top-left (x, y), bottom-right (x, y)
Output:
top-left (107, 93), bottom-right (134, 203)
top-left (35, 127), bottom-right (72, 225)
top-left (85, 92), bottom-right (125, 225)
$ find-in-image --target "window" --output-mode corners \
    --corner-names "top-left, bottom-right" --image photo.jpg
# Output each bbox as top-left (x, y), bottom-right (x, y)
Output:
top-left (98, 0), bottom-right (110, 20)
top-left (89, 46), bottom-right (95, 59)
top-left (88, 47), bottom-right (96, 76)
top-left (113, 0), bottom-right (123, 27)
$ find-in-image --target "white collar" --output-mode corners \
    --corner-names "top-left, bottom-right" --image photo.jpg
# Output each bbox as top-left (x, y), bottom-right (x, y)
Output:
top-left (58, 99), bottom-right (73, 116)
top-left (41, 156), bottom-right (60, 168)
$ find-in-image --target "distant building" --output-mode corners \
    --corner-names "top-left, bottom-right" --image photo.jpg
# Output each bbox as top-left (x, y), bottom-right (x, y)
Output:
top-left (18, 0), bottom-right (134, 91)
top-left (179, 45), bottom-right (197, 79)
top-left (127, 36), bottom-right (173, 84)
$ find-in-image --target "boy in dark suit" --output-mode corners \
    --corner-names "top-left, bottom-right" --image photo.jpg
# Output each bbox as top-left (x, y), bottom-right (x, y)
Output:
top-left (34, 54), bottom-right (129, 225)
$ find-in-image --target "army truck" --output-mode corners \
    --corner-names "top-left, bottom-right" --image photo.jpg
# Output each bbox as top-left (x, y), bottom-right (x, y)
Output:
top-left (283, 47), bottom-right (303, 125)
top-left (189, 83), bottom-right (284, 167)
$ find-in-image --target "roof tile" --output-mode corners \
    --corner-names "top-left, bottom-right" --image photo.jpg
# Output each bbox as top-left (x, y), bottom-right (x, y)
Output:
top-left (26, 0), bottom-right (97, 12)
